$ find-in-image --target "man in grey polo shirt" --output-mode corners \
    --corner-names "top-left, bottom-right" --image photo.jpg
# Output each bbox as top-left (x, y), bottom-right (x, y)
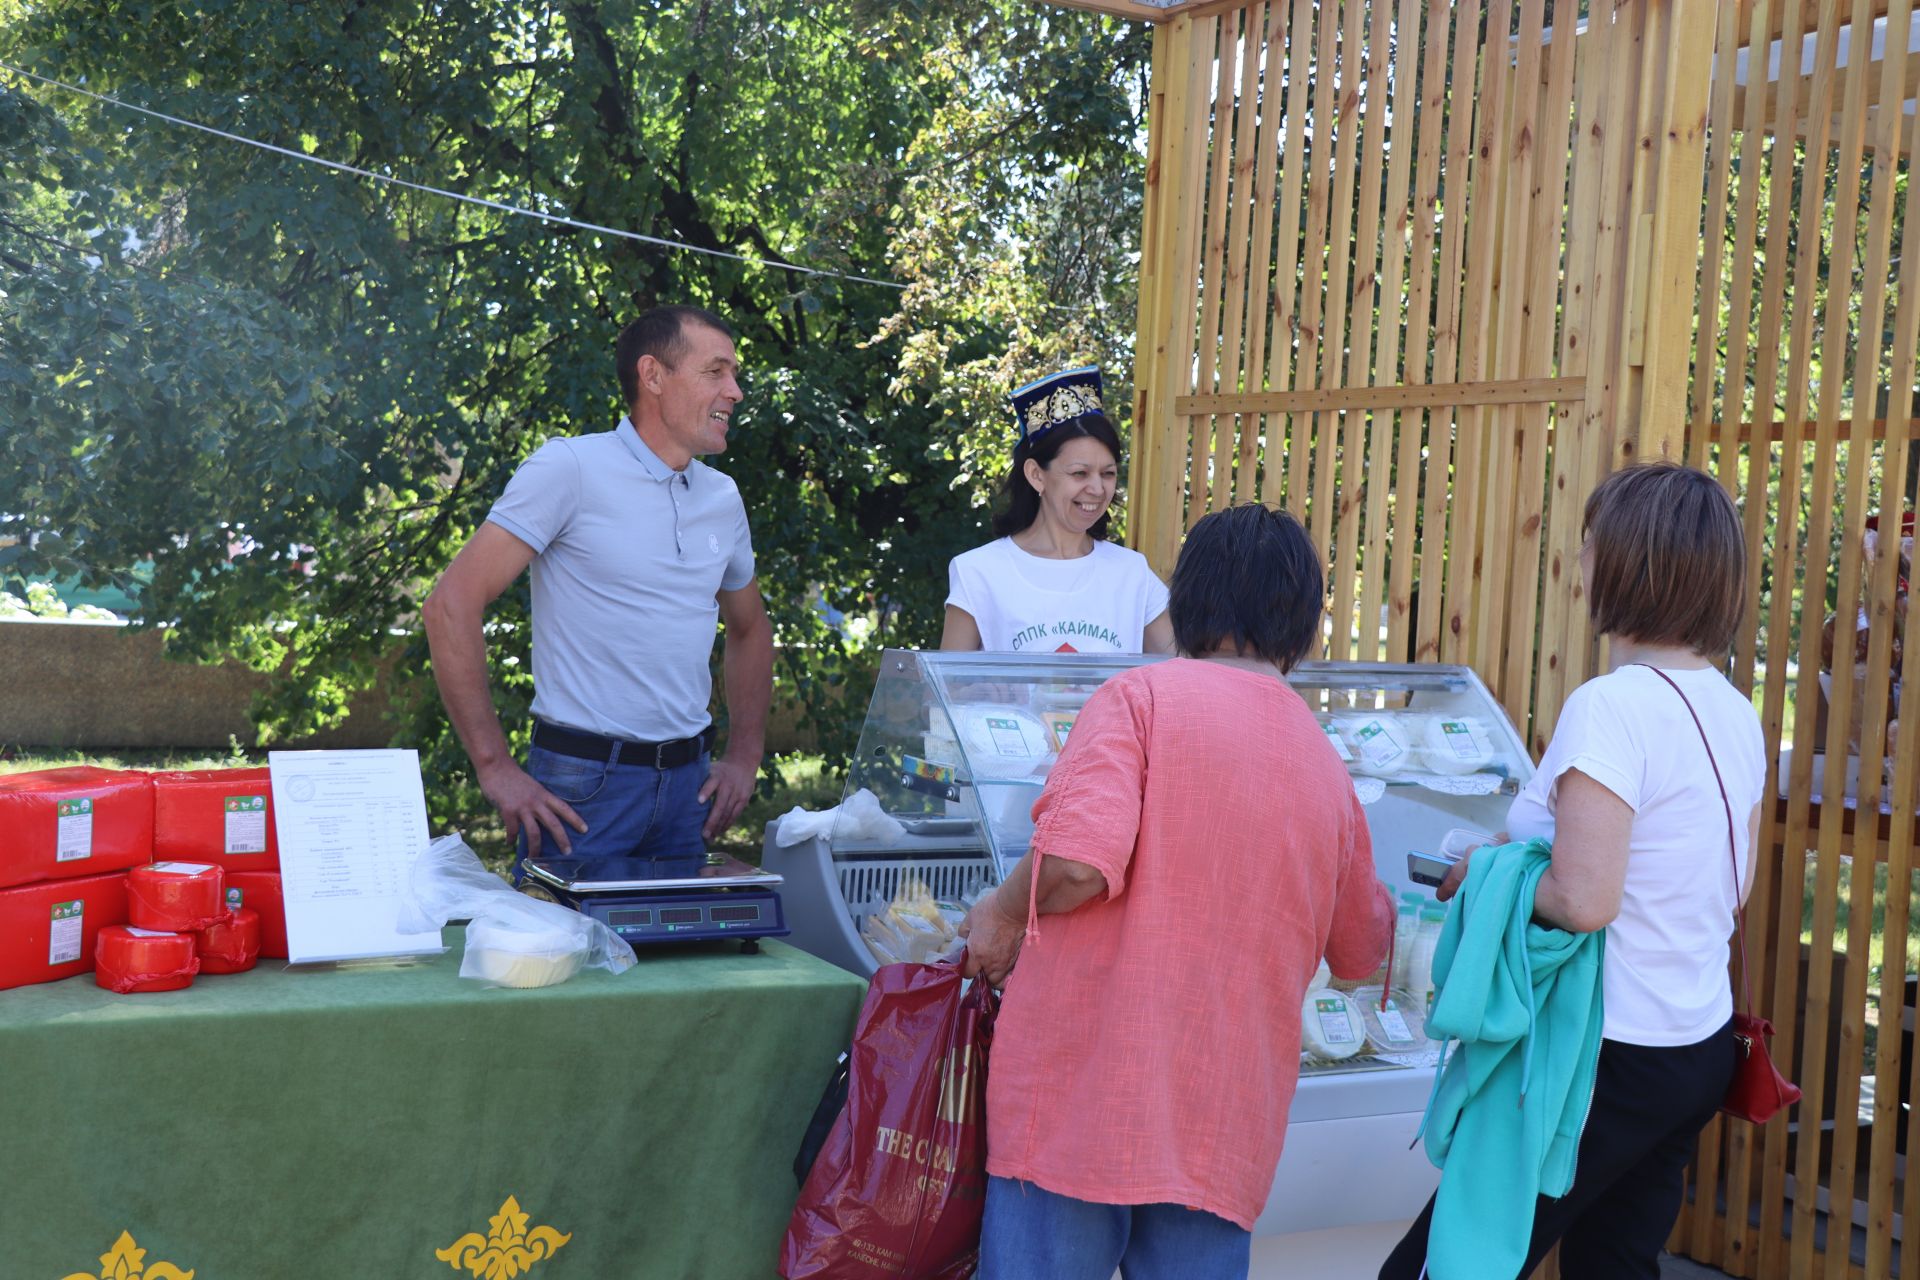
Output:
top-left (423, 305), bottom-right (773, 871)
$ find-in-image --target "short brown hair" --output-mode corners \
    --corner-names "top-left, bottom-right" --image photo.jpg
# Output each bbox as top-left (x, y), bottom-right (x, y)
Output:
top-left (615, 306), bottom-right (733, 406)
top-left (1582, 462), bottom-right (1746, 655)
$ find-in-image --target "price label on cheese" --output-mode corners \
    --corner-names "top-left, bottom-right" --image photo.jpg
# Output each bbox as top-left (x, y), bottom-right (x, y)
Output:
top-left (1314, 995), bottom-right (1359, 1044)
top-left (1322, 722), bottom-right (1354, 761)
top-left (49, 901), bottom-right (82, 964)
top-left (224, 794), bottom-right (269, 854)
top-left (1439, 721), bottom-right (1478, 761)
top-left (986, 717), bottom-right (1035, 757)
top-left (55, 798), bottom-right (94, 862)
top-left (226, 887), bottom-right (244, 910)
top-left (1354, 721), bottom-right (1407, 770)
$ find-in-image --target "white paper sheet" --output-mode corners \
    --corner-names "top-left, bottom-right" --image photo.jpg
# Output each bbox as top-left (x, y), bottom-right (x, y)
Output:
top-left (269, 749), bottom-right (445, 964)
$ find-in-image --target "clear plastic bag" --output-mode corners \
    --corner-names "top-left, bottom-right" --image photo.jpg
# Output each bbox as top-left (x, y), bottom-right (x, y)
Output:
top-left (398, 833), bottom-right (635, 987)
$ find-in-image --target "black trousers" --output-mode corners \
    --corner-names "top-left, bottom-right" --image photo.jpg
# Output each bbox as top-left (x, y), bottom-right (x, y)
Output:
top-left (1378, 1021), bottom-right (1737, 1280)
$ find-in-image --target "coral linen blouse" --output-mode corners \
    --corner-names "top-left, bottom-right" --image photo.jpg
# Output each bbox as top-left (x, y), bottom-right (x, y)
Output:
top-left (984, 658), bottom-right (1394, 1230)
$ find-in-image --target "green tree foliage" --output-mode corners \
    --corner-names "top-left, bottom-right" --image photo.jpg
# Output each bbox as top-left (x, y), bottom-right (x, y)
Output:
top-left (0, 0), bottom-right (1150, 831)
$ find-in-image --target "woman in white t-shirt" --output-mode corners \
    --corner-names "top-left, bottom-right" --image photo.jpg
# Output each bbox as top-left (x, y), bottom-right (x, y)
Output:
top-left (1381, 464), bottom-right (1763, 1280)
top-left (940, 366), bottom-right (1173, 655)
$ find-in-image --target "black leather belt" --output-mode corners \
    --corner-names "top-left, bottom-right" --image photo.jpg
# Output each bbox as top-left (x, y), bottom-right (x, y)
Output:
top-left (532, 720), bottom-right (713, 770)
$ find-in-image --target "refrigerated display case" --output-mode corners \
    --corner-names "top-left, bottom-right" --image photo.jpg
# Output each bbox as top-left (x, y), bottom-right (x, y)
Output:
top-left (761, 649), bottom-right (1534, 1248)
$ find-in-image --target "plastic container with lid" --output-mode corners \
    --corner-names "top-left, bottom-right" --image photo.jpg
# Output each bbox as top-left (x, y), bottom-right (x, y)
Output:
top-left (1352, 985), bottom-right (1427, 1054)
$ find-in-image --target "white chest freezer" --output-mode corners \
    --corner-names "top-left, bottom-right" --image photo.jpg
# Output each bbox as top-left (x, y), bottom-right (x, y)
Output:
top-left (763, 651), bottom-right (1533, 1249)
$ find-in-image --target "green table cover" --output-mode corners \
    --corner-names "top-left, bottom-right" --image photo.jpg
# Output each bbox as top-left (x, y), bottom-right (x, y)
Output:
top-left (1, 929), bottom-right (865, 1280)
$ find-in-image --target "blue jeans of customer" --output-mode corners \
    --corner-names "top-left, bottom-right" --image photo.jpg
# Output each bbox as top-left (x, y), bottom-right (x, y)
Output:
top-left (511, 743), bottom-right (710, 881)
top-left (977, 1176), bottom-right (1251, 1280)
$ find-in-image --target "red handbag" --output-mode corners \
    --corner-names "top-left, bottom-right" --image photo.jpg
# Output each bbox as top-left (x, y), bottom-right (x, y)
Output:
top-left (1642, 667), bottom-right (1803, 1125)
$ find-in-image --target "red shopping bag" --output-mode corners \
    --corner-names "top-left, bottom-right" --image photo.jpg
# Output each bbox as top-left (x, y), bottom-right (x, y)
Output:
top-left (779, 956), bottom-right (997, 1280)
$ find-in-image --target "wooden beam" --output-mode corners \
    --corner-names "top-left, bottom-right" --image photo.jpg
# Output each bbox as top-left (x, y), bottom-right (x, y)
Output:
top-left (1032, 0), bottom-right (1201, 23)
top-left (1174, 376), bottom-right (1585, 416)
top-left (1738, 0), bottom-right (1896, 47)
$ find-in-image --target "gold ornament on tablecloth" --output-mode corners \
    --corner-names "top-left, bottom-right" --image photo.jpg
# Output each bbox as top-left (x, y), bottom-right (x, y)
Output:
top-left (58, 1230), bottom-right (194, 1280)
top-left (436, 1196), bottom-right (571, 1279)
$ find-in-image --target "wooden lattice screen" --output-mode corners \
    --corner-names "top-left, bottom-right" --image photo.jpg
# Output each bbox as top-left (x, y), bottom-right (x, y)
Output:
top-left (1676, 2), bottom-right (1920, 1276)
top-left (1129, 0), bottom-right (1712, 755)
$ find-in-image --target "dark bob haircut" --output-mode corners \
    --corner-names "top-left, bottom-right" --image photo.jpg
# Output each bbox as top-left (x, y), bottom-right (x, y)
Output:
top-left (991, 414), bottom-right (1125, 540)
top-left (1582, 462), bottom-right (1746, 656)
top-left (1169, 503), bottom-right (1324, 672)
top-left (615, 305), bottom-right (734, 407)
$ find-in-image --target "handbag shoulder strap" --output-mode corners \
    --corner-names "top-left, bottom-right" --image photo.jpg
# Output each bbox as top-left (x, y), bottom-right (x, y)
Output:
top-left (1635, 664), bottom-right (1753, 1016)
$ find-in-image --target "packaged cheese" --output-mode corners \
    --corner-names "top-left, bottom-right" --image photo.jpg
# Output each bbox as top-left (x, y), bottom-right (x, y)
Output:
top-left (0, 767), bottom-right (154, 889)
top-left (1353, 985), bottom-right (1427, 1053)
top-left (223, 871), bottom-right (287, 958)
top-left (152, 768), bottom-right (278, 870)
top-left (952, 705), bottom-right (1054, 778)
top-left (1302, 988), bottom-right (1367, 1061)
top-left (1334, 714), bottom-right (1420, 777)
top-left (196, 907), bottom-right (262, 975)
top-left (95, 925), bottom-right (199, 994)
top-left (129, 862), bottom-right (228, 932)
top-left (1418, 716), bottom-right (1498, 775)
top-left (0, 871), bottom-right (130, 990)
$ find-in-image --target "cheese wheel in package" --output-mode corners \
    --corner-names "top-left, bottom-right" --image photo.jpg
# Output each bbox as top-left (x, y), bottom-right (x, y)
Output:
top-left (0, 871), bottom-right (130, 991)
top-left (0, 767), bottom-right (155, 890)
top-left (128, 861), bottom-right (227, 932)
top-left (95, 925), bottom-right (199, 994)
top-left (196, 907), bottom-right (261, 974)
top-left (224, 871), bottom-right (287, 958)
top-left (1418, 716), bottom-right (1498, 775)
top-left (1302, 988), bottom-right (1367, 1061)
top-left (152, 768), bottom-right (278, 870)
top-left (952, 705), bottom-right (1053, 778)
top-left (1334, 714), bottom-right (1419, 777)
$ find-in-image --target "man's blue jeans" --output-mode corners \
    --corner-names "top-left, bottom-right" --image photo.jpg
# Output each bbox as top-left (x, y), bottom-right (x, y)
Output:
top-left (977, 1176), bottom-right (1251, 1280)
top-left (511, 743), bottom-right (710, 881)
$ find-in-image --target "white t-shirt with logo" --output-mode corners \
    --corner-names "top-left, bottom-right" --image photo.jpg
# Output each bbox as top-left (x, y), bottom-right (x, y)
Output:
top-left (946, 537), bottom-right (1169, 654)
top-left (1505, 664), bottom-right (1766, 1046)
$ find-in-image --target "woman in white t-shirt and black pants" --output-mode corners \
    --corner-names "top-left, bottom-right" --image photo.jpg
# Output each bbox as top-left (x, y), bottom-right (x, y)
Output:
top-left (941, 366), bottom-right (1174, 656)
top-left (1381, 464), bottom-right (1763, 1280)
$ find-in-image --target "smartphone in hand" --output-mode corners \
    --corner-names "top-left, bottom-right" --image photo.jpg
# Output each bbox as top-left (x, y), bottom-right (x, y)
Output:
top-left (1407, 850), bottom-right (1460, 889)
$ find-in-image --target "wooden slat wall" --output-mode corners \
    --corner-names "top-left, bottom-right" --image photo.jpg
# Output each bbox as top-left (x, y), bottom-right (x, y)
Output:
top-left (1674, 1), bottom-right (1920, 1276)
top-left (1128, 0), bottom-right (1712, 751)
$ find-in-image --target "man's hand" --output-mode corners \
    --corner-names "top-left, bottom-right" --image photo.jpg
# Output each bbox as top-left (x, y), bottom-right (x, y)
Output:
top-left (699, 755), bottom-right (759, 841)
top-left (958, 891), bottom-right (1025, 988)
top-left (479, 759), bottom-right (587, 859)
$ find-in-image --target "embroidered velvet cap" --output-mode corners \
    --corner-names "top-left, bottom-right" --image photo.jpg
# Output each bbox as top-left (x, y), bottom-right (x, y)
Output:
top-left (1010, 366), bottom-right (1105, 444)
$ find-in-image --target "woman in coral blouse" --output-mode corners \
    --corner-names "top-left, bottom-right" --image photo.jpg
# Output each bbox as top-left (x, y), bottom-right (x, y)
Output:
top-left (960, 502), bottom-right (1395, 1280)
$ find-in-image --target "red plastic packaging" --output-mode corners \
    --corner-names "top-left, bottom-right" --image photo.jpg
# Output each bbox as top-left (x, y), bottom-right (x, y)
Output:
top-left (779, 958), bottom-right (998, 1280)
top-left (128, 862), bottom-right (227, 932)
top-left (0, 872), bottom-right (130, 991)
top-left (152, 768), bottom-right (279, 871)
top-left (196, 907), bottom-right (261, 975)
top-left (224, 871), bottom-right (287, 958)
top-left (0, 767), bottom-right (155, 890)
top-left (95, 925), bottom-right (199, 994)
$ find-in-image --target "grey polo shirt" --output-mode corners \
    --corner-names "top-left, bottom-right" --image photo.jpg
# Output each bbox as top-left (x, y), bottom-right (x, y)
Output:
top-left (486, 418), bottom-right (756, 742)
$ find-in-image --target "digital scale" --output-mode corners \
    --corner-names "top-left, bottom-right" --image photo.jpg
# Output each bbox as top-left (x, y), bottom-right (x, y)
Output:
top-left (521, 853), bottom-right (789, 953)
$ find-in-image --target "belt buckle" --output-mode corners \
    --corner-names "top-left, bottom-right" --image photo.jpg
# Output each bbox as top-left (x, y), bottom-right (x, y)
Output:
top-left (654, 740), bottom-right (672, 770)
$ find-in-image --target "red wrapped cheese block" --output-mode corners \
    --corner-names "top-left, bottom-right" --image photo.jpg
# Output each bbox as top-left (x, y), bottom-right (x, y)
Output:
top-left (95, 925), bottom-right (199, 993)
top-left (0, 872), bottom-right (130, 991)
top-left (224, 871), bottom-right (287, 958)
top-left (152, 768), bottom-right (279, 871)
top-left (128, 861), bottom-right (227, 932)
top-left (0, 767), bottom-right (155, 890)
top-left (195, 907), bottom-right (261, 974)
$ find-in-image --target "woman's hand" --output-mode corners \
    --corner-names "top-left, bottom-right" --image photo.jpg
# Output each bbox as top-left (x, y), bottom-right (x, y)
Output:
top-left (1434, 848), bottom-right (1475, 902)
top-left (959, 891), bottom-right (1025, 987)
